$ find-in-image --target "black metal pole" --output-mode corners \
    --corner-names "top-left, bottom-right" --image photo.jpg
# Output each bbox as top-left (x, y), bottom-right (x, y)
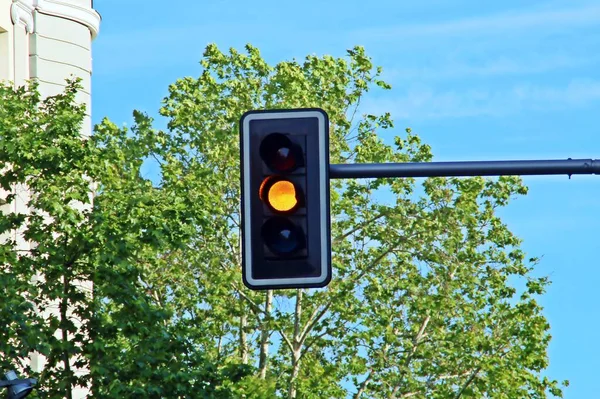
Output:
top-left (329, 158), bottom-right (599, 179)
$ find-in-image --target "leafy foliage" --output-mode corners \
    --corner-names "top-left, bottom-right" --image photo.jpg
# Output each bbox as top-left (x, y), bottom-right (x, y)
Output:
top-left (0, 80), bottom-right (267, 398)
top-left (0, 44), bottom-right (567, 398)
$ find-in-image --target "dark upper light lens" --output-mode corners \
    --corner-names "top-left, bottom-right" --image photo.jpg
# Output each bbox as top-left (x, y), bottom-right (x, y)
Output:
top-left (260, 133), bottom-right (302, 173)
top-left (261, 217), bottom-right (306, 255)
top-left (274, 147), bottom-right (295, 171)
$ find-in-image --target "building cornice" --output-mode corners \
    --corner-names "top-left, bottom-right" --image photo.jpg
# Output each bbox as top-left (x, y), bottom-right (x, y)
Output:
top-left (11, 0), bottom-right (35, 33)
top-left (11, 0), bottom-right (101, 38)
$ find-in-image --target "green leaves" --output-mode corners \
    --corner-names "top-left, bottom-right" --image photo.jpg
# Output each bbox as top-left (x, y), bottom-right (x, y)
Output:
top-left (156, 43), bottom-right (563, 398)
top-left (0, 44), bottom-right (566, 398)
top-left (0, 79), bottom-right (260, 398)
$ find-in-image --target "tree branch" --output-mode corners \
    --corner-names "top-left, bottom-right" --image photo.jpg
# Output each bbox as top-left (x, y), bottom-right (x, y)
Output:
top-left (258, 290), bottom-right (273, 379)
top-left (298, 327), bottom-right (334, 362)
top-left (390, 315), bottom-right (431, 398)
top-left (293, 289), bottom-right (303, 345)
top-left (390, 386), bottom-right (419, 398)
top-left (339, 235), bottom-right (411, 288)
top-left (232, 283), bottom-right (294, 352)
top-left (352, 370), bottom-right (373, 399)
top-left (299, 302), bottom-right (331, 345)
top-left (333, 211), bottom-right (388, 245)
top-left (453, 366), bottom-right (482, 399)
top-left (232, 284), bottom-right (263, 316)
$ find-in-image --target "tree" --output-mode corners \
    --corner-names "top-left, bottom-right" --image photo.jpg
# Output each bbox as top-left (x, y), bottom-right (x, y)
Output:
top-left (153, 44), bottom-right (567, 398)
top-left (0, 80), bottom-right (270, 398)
top-left (0, 43), bottom-right (567, 398)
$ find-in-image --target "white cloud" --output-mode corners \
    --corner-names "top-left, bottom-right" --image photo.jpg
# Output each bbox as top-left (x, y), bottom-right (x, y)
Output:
top-left (363, 79), bottom-right (600, 120)
top-left (357, 3), bottom-right (600, 40)
top-left (381, 54), bottom-right (600, 82)
top-left (514, 80), bottom-right (600, 107)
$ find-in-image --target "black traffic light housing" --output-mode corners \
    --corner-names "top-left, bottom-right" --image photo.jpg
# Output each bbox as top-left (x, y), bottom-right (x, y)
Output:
top-left (240, 108), bottom-right (331, 290)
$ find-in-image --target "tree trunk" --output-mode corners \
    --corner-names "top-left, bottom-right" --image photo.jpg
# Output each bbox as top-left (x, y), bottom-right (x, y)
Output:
top-left (216, 330), bottom-right (223, 362)
top-left (61, 275), bottom-right (73, 399)
top-left (288, 289), bottom-right (303, 399)
top-left (258, 290), bottom-right (273, 379)
top-left (239, 312), bottom-right (249, 364)
top-left (288, 348), bottom-right (302, 399)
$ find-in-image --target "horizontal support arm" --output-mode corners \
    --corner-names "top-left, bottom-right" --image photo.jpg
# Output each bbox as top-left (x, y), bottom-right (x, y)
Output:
top-left (329, 158), bottom-right (599, 179)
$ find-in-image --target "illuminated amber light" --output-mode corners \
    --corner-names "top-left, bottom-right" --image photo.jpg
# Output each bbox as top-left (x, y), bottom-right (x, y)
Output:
top-left (267, 180), bottom-right (298, 212)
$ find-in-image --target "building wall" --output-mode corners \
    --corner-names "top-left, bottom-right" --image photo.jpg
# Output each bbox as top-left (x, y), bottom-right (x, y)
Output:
top-left (1, 0), bottom-right (20, 83)
top-left (3, 0), bottom-right (100, 135)
top-left (0, 19), bottom-right (12, 81)
top-left (1, 1), bottom-right (100, 397)
top-left (1, 0), bottom-right (100, 247)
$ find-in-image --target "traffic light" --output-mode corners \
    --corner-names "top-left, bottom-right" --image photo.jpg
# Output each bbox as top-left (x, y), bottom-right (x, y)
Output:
top-left (240, 108), bottom-right (331, 290)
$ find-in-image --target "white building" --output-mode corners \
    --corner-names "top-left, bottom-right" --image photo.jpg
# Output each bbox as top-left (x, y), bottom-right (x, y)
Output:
top-left (1, 0), bottom-right (100, 136)
top-left (1, 1), bottom-right (100, 397)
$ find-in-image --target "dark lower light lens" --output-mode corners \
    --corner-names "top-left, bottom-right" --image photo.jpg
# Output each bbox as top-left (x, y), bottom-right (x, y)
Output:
top-left (261, 217), bottom-right (306, 256)
top-left (260, 133), bottom-right (302, 172)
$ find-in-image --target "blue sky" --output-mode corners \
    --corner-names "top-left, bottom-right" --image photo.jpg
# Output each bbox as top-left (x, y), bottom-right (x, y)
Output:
top-left (92, 0), bottom-right (599, 396)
